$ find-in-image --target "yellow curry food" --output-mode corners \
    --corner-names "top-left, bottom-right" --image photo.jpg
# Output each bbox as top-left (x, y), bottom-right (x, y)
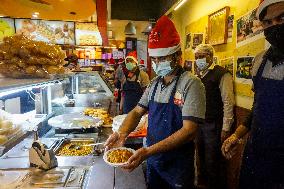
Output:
top-left (107, 149), bottom-right (133, 164)
top-left (83, 108), bottom-right (113, 125)
top-left (57, 142), bottom-right (93, 156)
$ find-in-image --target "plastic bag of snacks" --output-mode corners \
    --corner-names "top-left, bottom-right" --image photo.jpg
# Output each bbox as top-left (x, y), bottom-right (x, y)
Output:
top-left (0, 35), bottom-right (66, 78)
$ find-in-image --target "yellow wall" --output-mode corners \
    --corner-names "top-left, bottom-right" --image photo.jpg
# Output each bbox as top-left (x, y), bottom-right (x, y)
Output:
top-left (171, 0), bottom-right (267, 109)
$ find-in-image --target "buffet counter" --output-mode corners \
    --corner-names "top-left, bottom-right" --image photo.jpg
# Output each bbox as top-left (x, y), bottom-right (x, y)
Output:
top-left (0, 130), bottom-right (146, 189)
top-left (0, 72), bottom-right (146, 189)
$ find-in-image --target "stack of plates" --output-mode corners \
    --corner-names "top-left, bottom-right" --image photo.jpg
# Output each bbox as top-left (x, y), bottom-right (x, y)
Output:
top-left (112, 114), bottom-right (147, 132)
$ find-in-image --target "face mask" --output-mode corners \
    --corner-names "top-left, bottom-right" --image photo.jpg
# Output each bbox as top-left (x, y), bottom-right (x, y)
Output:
top-left (126, 62), bottom-right (136, 71)
top-left (264, 23), bottom-right (284, 50)
top-left (152, 60), bottom-right (173, 77)
top-left (196, 58), bottom-right (209, 71)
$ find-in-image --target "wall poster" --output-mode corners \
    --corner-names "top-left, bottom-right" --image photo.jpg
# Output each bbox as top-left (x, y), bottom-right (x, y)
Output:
top-left (15, 19), bottom-right (75, 45)
top-left (0, 18), bottom-right (15, 42)
top-left (236, 8), bottom-right (264, 47)
top-left (208, 7), bottom-right (230, 45)
top-left (184, 60), bottom-right (194, 72)
top-left (236, 56), bottom-right (254, 83)
top-left (75, 22), bottom-right (102, 46)
top-left (192, 33), bottom-right (203, 49)
top-left (227, 15), bottom-right (234, 42)
top-left (185, 33), bottom-right (191, 50)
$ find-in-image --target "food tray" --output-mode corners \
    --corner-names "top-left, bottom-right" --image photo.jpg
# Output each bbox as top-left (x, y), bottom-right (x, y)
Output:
top-left (54, 138), bottom-right (96, 156)
top-left (48, 112), bottom-right (103, 129)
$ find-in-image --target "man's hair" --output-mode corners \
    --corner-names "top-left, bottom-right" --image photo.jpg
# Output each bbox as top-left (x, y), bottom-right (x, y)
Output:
top-left (194, 44), bottom-right (215, 56)
top-left (259, 7), bottom-right (268, 21)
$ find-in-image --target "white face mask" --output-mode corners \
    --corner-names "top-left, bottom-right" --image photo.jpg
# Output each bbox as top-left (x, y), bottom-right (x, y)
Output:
top-left (196, 58), bottom-right (209, 71)
top-left (152, 60), bottom-right (173, 77)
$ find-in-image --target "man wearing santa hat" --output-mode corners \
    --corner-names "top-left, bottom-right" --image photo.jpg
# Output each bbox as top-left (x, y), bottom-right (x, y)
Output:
top-left (222, 0), bottom-right (284, 188)
top-left (120, 51), bottom-right (150, 114)
top-left (105, 16), bottom-right (206, 188)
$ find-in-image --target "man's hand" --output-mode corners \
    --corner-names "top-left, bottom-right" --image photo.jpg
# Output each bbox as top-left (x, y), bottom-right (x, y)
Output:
top-left (221, 134), bottom-right (240, 159)
top-left (121, 147), bottom-right (149, 172)
top-left (104, 132), bottom-right (127, 151)
top-left (221, 130), bottom-right (230, 143)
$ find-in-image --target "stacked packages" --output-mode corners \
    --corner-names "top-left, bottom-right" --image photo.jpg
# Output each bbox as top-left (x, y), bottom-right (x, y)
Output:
top-left (0, 35), bottom-right (66, 78)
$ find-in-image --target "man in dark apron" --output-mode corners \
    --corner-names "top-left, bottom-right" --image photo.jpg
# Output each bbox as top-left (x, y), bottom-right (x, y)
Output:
top-left (222, 1), bottom-right (284, 188)
top-left (121, 51), bottom-right (150, 114)
top-left (105, 16), bottom-right (206, 189)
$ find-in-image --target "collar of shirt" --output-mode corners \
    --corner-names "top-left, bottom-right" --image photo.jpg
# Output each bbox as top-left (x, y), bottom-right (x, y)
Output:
top-left (200, 63), bottom-right (216, 78)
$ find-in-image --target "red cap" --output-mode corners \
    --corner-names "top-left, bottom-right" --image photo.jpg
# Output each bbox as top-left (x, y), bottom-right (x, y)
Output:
top-left (125, 51), bottom-right (138, 63)
top-left (148, 16), bottom-right (181, 57)
top-left (109, 58), bottom-right (115, 65)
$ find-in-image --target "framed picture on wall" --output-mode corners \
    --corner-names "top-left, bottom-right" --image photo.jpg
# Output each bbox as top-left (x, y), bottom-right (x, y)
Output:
top-left (208, 6), bottom-right (230, 45)
top-left (192, 33), bottom-right (203, 49)
top-left (185, 33), bottom-right (191, 49)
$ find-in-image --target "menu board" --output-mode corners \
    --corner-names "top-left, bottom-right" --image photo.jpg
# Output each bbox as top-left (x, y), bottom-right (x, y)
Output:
top-left (75, 22), bottom-right (102, 46)
top-left (15, 19), bottom-right (75, 45)
top-left (0, 18), bottom-right (15, 42)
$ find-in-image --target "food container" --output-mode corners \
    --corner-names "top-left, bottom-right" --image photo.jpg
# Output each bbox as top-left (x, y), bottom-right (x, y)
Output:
top-left (103, 147), bottom-right (135, 167)
top-left (54, 138), bottom-right (96, 156)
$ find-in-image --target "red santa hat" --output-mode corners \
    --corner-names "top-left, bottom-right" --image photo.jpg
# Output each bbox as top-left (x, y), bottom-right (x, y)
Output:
top-left (256, 0), bottom-right (284, 20)
top-left (109, 58), bottom-right (115, 65)
top-left (118, 58), bottom-right (124, 64)
top-left (125, 51), bottom-right (138, 63)
top-left (148, 15), bottom-right (181, 57)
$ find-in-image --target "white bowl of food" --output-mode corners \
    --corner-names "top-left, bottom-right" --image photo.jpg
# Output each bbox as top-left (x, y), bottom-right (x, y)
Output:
top-left (103, 147), bottom-right (135, 167)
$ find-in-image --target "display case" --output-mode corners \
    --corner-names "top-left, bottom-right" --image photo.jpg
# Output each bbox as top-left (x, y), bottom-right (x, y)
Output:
top-left (0, 72), bottom-right (114, 154)
top-left (74, 72), bottom-right (113, 96)
top-left (0, 72), bottom-right (146, 189)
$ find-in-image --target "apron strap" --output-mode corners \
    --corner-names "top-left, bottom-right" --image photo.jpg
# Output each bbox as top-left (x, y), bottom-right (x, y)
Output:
top-left (254, 52), bottom-right (269, 90)
top-left (169, 68), bottom-right (184, 102)
top-left (150, 77), bottom-right (161, 101)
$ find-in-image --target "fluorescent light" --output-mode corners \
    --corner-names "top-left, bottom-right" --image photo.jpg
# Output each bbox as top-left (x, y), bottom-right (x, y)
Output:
top-left (174, 0), bottom-right (187, 11)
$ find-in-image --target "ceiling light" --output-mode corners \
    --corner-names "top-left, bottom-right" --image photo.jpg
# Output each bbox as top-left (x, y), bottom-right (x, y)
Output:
top-left (0, 15), bottom-right (5, 18)
top-left (142, 19), bottom-right (155, 35)
top-left (32, 14), bottom-right (38, 18)
top-left (107, 21), bottom-right (111, 25)
top-left (124, 22), bottom-right (136, 35)
top-left (174, 0), bottom-right (187, 11)
top-left (34, 12), bottom-right (39, 15)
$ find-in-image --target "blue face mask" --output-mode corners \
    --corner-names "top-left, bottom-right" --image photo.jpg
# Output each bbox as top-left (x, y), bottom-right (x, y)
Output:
top-left (126, 62), bottom-right (136, 71)
top-left (152, 60), bottom-right (173, 77)
top-left (196, 58), bottom-right (209, 71)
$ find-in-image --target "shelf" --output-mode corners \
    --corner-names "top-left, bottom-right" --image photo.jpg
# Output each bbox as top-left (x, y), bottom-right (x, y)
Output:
top-left (0, 75), bottom-right (70, 93)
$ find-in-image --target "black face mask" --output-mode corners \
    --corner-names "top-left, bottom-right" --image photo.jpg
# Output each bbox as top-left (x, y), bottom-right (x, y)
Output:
top-left (264, 23), bottom-right (284, 51)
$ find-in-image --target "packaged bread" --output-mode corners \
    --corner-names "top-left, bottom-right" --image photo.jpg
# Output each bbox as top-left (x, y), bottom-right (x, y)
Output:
top-left (0, 35), bottom-right (66, 78)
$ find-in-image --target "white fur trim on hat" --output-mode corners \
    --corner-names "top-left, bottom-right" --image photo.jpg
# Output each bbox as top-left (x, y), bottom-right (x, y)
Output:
top-left (148, 44), bottom-right (181, 57)
top-left (125, 56), bottom-right (138, 63)
top-left (257, 0), bottom-right (284, 19)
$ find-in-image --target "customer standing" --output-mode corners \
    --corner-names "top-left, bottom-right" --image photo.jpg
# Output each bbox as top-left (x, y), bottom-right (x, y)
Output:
top-left (222, 0), bottom-right (284, 188)
top-left (194, 44), bottom-right (235, 189)
top-left (105, 16), bottom-right (206, 189)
